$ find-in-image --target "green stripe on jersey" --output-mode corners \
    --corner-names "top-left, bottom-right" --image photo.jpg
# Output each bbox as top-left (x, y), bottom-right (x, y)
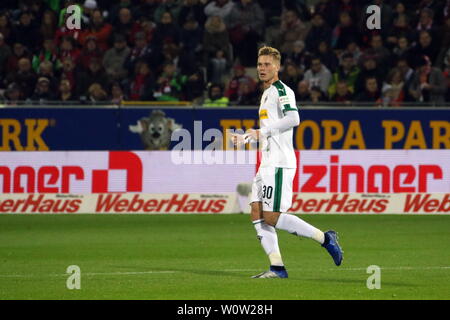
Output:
top-left (273, 80), bottom-right (287, 96)
top-left (273, 168), bottom-right (283, 212)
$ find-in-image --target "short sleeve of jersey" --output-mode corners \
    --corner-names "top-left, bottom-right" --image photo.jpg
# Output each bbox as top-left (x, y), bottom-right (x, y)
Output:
top-left (273, 81), bottom-right (298, 115)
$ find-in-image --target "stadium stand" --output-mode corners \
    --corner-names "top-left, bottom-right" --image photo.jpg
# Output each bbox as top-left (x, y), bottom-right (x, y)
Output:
top-left (0, 0), bottom-right (449, 107)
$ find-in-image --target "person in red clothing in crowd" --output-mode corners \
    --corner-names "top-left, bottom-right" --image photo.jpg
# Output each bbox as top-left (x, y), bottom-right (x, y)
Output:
top-left (78, 9), bottom-right (112, 51)
top-left (225, 64), bottom-right (256, 102)
top-left (126, 59), bottom-right (156, 101)
top-left (59, 36), bottom-right (81, 65)
top-left (79, 35), bottom-right (103, 71)
top-left (129, 15), bottom-right (156, 46)
top-left (60, 57), bottom-right (77, 93)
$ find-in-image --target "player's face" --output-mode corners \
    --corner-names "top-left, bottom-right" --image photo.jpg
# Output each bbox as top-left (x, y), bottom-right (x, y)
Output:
top-left (257, 55), bottom-right (280, 83)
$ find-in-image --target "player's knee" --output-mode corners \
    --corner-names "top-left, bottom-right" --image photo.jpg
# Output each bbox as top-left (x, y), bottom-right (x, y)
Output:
top-left (263, 212), bottom-right (280, 226)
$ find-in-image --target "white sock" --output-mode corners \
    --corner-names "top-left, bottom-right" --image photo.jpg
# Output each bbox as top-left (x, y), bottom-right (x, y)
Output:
top-left (253, 219), bottom-right (284, 266)
top-left (275, 214), bottom-right (325, 244)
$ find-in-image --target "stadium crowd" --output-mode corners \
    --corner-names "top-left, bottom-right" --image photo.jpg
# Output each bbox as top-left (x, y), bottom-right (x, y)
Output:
top-left (0, 0), bottom-right (449, 106)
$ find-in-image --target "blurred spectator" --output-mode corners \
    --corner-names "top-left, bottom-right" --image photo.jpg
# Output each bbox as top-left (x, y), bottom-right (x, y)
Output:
top-left (32, 38), bottom-right (59, 72)
top-left (280, 62), bottom-right (303, 91)
top-left (152, 11), bottom-right (180, 49)
top-left (230, 79), bottom-right (258, 106)
top-left (316, 40), bottom-right (339, 73)
top-left (409, 55), bottom-right (447, 104)
top-left (344, 41), bottom-right (362, 62)
top-left (203, 15), bottom-right (232, 65)
top-left (78, 9), bottom-right (112, 51)
top-left (355, 77), bottom-right (382, 104)
top-left (208, 49), bottom-right (228, 85)
top-left (5, 57), bottom-right (37, 99)
top-left (112, 7), bottom-right (134, 44)
top-left (110, 82), bottom-right (124, 105)
top-left (87, 82), bottom-right (108, 103)
top-left (396, 56), bottom-right (416, 102)
top-left (154, 61), bottom-right (187, 101)
top-left (179, 17), bottom-right (202, 55)
top-left (31, 77), bottom-right (55, 103)
top-left (55, 78), bottom-right (77, 102)
top-left (37, 60), bottom-right (58, 92)
top-left (154, 0), bottom-right (182, 25)
top-left (0, 33), bottom-right (11, 88)
top-left (6, 42), bottom-right (31, 75)
top-left (103, 34), bottom-right (130, 81)
top-left (77, 57), bottom-right (109, 97)
top-left (226, 0), bottom-right (264, 67)
top-left (415, 8), bottom-right (438, 40)
top-left (225, 65), bottom-right (256, 102)
top-left (279, 9), bottom-right (310, 56)
top-left (179, 0), bottom-right (207, 27)
top-left (39, 9), bottom-right (57, 41)
top-left (392, 36), bottom-right (411, 62)
top-left (125, 31), bottom-right (162, 72)
top-left (203, 83), bottom-right (229, 107)
top-left (126, 60), bottom-right (156, 101)
top-left (328, 52), bottom-right (359, 97)
top-left (354, 55), bottom-right (384, 96)
top-left (295, 80), bottom-right (311, 102)
top-left (81, 0), bottom-right (98, 25)
top-left (130, 15), bottom-right (157, 45)
top-left (183, 68), bottom-right (205, 104)
top-left (303, 56), bottom-right (332, 95)
top-left (314, 0), bottom-right (339, 29)
top-left (386, 13), bottom-right (412, 50)
top-left (79, 36), bottom-right (103, 71)
top-left (2, 82), bottom-right (23, 105)
top-left (135, 0), bottom-right (159, 21)
top-left (409, 30), bottom-right (439, 66)
top-left (285, 40), bottom-right (311, 71)
top-left (59, 36), bottom-right (81, 64)
top-left (309, 86), bottom-right (328, 104)
top-left (367, 34), bottom-right (392, 70)
top-left (381, 68), bottom-right (405, 106)
top-left (60, 57), bottom-right (77, 92)
top-left (331, 11), bottom-right (360, 51)
top-left (305, 13), bottom-right (332, 53)
top-left (204, 0), bottom-right (234, 23)
top-left (11, 10), bottom-right (39, 51)
top-left (331, 81), bottom-right (353, 104)
top-left (0, 12), bottom-right (12, 44)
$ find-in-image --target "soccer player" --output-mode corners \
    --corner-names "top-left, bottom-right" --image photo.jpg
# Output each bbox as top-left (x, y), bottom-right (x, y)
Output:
top-left (232, 46), bottom-right (343, 278)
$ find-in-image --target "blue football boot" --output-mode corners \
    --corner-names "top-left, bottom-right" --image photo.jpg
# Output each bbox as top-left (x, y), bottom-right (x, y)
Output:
top-left (322, 230), bottom-right (343, 266)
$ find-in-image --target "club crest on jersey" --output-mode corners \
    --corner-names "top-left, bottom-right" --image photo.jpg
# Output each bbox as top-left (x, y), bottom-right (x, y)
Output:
top-left (259, 109), bottom-right (268, 120)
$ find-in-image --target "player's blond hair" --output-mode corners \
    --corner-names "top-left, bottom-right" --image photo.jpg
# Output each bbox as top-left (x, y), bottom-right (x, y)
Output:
top-left (258, 46), bottom-right (281, 65)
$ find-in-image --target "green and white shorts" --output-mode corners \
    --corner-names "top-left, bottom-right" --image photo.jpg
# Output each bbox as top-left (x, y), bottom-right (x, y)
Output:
top-left (250, 166), bottom-right (296, 213)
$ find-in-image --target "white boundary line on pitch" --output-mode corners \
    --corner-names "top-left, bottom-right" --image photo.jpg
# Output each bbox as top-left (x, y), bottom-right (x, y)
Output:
top-left (0, 266), bottom-right (449, 278)
top-left (0, 271), bottom-right (177, 278)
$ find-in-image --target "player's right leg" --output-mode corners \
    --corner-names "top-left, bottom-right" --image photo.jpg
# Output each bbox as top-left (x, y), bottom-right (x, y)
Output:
top-left (249, 172), bottom-right (288, 279)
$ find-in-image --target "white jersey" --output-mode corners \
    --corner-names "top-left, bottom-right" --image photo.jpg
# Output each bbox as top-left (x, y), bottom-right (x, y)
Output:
top-left (259, 80), bottom-right (298, 169)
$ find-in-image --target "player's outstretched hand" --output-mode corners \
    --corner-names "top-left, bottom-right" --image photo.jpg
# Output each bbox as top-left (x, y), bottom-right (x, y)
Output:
top-left (230, 133), bottom-right (247, 147)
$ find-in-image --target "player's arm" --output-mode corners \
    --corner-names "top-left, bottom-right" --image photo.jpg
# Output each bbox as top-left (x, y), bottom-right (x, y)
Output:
top-left (258, 89), bottom-right (299, 137)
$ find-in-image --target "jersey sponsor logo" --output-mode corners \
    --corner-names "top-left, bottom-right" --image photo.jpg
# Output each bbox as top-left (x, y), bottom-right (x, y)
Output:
top-left (279, 96), bottom-right (290, 105)
top-left (259, 109), bottom-right (268, 120)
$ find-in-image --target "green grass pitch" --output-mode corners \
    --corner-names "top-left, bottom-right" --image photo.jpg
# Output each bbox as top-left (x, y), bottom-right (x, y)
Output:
top-left (0, 214), bottom-right (449, 300)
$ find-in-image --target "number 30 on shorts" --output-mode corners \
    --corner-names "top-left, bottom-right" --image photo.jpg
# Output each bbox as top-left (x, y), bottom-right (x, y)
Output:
top-left (262, 185), bottom-right (273, 199)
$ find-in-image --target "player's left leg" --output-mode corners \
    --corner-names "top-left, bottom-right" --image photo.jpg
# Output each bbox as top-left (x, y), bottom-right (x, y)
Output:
top-left (262, 168), bottom-right (343, 266)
